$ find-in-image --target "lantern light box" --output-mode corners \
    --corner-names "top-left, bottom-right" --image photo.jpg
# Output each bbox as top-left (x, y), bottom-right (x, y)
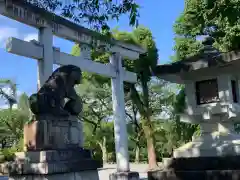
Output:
top-left (195, 78), bottom-right (219, 105)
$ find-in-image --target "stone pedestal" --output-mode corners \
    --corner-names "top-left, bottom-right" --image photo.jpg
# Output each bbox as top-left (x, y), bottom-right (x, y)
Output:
top-left (148, 156), bottom-right (240, 180)
top-left (0, 149), bottom-right (102, 179)
top-left (0, 115), bottom-right (102, 180)
top-left (109, 171), bottom-right (139, 180)
top-left (148, 122), bottom-right (240, 180)
top-left (24, 115), bottom-right (84, 151)
top-left (173, 122), bottom-right (240, 158)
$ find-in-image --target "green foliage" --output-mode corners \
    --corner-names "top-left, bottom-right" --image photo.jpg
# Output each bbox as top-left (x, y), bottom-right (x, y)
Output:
top-left (18, 93), bottom-right (30, 116)
top-left (170, 87), bottom-right (200, 145)
top-left (0, 109), bottom-right (28, 144)
top-left (0, 152), bottom-right (4, 163)
top-left (174, 0), bottom-right (240, 53)
top-left (0, 140), bottom-right (23, 162)
top-left (29, 0), bottom-right (140, 30)
top-left (71, 26), bottom-right (160, 167)
top-left (75, 77), bottom-right (114, 162)
top-left (113, 26), bottom-right (158, 77)
top-left (149, 79), bottom-right (175, 118)
top-left (170, 0), bottom-right (218, 143)
top-left (173, 37), bottom-right (202, 61)
top-left (0, 79), bottom-right (17, 109)
top-left (1, 147), bottom-right (17, 162)
top-left (76, 80), bottom-right (112, 123)
top-left (83, 121), bottom-right (115, 162)
top-left (173, 88), bottom-right (186, 114)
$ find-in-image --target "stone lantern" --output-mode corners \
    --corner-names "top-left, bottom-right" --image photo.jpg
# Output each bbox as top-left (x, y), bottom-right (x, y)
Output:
top-left (154, 37), bottom-right (240, 158)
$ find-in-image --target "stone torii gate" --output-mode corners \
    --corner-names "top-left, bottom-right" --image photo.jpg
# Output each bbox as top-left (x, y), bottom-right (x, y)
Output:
top-left (0, 0), bottom-right (145, 179)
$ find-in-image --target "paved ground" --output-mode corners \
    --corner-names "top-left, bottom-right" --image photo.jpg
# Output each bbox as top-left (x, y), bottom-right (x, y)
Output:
top-left (98, 163), bottom-right (150, 180)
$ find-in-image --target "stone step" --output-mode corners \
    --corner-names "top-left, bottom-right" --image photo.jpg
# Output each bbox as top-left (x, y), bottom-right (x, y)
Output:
top-left (163, 156), bottom-right (240, 171)
top-left (0, 158), bottom-right (103, 175)
top-left (14, 149), bottom-right (92, 163)
top-left (148, 169), bottom-right (240, 180)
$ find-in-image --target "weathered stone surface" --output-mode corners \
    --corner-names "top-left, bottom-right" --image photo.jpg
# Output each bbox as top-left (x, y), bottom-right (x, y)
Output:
top-left (32, 173), bottom-right (75, 180)
top-left (163, 156), bottom-right (240, 171)
top-left (24, 116), bottom-right (83, 151)
top-left (24, 121), bottom-right (40, 151)
top-left (8, 170), bottom-right (99, 180)
top-left (75, 170), bottom-right (99, 180)
top-left (0, 159), bottom-right (102, 175)
top-left (148, 170), bottom-right (240, 180)
top-left (109, 172), bottom-right (139, 180)
top-left (9, 176), bottom-right (32, 180)
top-left (29, 65), bottom-right (83, 117)
top-left (15, 149), bottom-right (91, 163)
top-left (148, 156), bottom-right (240, 180)
top-left (0, 162), bottom-right (23, 175)
top-left (173, 131), bottom-right (240, 158)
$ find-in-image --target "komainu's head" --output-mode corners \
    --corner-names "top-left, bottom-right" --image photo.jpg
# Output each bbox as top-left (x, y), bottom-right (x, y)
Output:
top-left (53, 65), bottom-right (82, 85)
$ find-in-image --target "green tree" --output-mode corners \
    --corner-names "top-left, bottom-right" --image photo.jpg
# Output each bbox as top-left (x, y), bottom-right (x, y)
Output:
top-left (126, 100), bottom-right (146, 163)
top-left (172, 37), bottom-right (202, 61)
top-left (29, 0), bottom-right (140, 30)
top-left (169, 0), bottom-right (218, 146)
top-left (18, 93), bottom-right (30, 113)
top-left (174, 0), bottom-right (240, 53)
top-left (122, 27), bottom-right (159, 169)
top-left (76, 78), bottom-right (114, 163)
top-left (0, 109), bottom-right (28, 147)
top-left (0, 80), bottom-right (29, 150)
top-left (168, 87), bottom-right (200, 151)
top-left (72, 26), bottom-right (159, 169)
top-left (174, 0), bottom-right (240, 133)
top-left (0, 79), bottom-right (17, 110)
top-left (125, 79), bottom-right (176, 163)
top-left (84, 120), bottom-right (115, 163)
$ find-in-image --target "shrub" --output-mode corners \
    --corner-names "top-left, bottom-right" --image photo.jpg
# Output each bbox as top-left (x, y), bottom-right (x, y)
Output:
top-left (0, 151), bottom-right (4, 163)
top-left (1, 147), bottom-right (17, 161)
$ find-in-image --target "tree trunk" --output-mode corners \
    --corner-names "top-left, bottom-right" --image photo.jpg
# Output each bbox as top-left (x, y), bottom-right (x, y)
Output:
top-left (98, 136), bottom-right (108, 164)
top-left (140, 75), bottom-right (158, 170)
top-left (142, 119), bottom-right (158, 170)
top-left (128, 81), bottom-right (158, 170)
top-left (102, 136), bottom-right (108, 164)
top-left (135, 144), bottom-right (140, 163)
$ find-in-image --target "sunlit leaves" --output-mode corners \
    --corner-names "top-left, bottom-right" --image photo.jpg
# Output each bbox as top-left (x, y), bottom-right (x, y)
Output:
top-left (174, 0), bottom-right (240, 53)
top-left (28, 0), bottom-right (140, 30)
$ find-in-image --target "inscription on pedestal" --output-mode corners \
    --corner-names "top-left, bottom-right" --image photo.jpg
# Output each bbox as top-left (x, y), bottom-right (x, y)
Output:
top-left (24, 116), bottom-right (83, 151)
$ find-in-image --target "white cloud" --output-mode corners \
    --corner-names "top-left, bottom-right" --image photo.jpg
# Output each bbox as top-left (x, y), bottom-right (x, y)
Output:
top-left (196, 35), bottom-right (208, 42)
top-left (0, 27), bottom-right (20, 48)
top-left (1, 87), bottom-right (22, 97)
top-left (24, 32), bottom-right (57, 45)
top-left (23, 33), bottom-right (38, 42)
top-left (0, 26), bottom-right (39, 49)
top-left (0, 86), bottom-right (22, 110)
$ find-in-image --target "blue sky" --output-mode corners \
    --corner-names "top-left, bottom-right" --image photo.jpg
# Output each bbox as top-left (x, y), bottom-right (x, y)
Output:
top-left (0, 0), bottom-right (184, 101)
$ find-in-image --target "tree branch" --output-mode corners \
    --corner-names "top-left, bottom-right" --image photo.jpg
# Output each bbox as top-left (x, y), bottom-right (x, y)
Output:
top-left (127, 84), bottom-right (146, 116)
top-left (126, 111), bottom-right (133, 121)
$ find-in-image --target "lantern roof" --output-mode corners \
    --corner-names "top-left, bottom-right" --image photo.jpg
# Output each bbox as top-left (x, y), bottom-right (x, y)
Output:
top-left (153, 37), bottom-right (240, 83)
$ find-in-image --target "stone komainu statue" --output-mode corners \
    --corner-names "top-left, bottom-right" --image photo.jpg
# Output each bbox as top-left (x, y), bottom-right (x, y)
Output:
top-left (29, 65), bottom-right (83, 116)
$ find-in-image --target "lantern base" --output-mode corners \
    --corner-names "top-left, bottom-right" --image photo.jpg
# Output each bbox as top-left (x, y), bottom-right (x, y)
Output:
top-left (174, 130), bottom-right (240, 158)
